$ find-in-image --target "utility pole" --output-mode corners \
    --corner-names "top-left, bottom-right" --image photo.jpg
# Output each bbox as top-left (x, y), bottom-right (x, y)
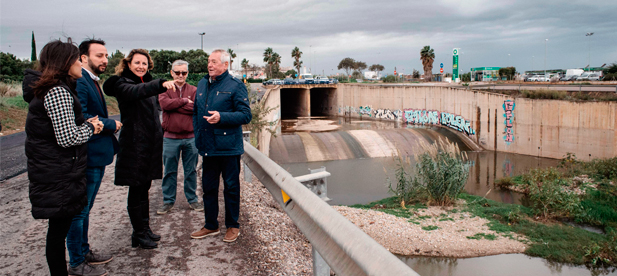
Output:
top-left (198, 32), bottom-right (205, 50)
top-left (586, 32), bottom-right (594, 68)
top-left (544, 39), bottom-right (548, 80)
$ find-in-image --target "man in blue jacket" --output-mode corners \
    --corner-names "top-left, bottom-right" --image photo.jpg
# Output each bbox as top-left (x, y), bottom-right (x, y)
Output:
top-left (190, 49), bottom-right (252, 243)
top-left (67, 38), bottom-right (120, 276)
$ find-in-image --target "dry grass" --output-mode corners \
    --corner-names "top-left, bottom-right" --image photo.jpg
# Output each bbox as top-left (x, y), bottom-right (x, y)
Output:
top-left (0, 82), bottom-right (23, 97)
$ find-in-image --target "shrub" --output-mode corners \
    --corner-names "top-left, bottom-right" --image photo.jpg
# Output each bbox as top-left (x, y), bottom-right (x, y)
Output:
top-left (582, 157), bottom-right (617, 180)
top-left (521, 89), bottom-right (567, 100)
top-left (413, 138), bottom-right (472, 206)
top-left (527, 178), bottom-right (582, 219)
top-left (382, 75), bottom-right (397, 83)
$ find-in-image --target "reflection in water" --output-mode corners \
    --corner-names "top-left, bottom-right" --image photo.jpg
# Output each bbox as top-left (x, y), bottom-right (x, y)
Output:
top-left (281, 151), bottom-right (559, 206)
top-left (397, 254), bottom-right (617, 276)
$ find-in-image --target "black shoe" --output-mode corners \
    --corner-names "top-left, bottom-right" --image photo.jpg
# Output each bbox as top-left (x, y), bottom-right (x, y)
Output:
top-left (68, 261), bottom-right (107, 276)
top-left (128, 206), bottom-right (158, 249)
top-left (145, 225), bottom-right (161, 242)
top-left (84, 250), bottom-right (113, 265)
top-left (141, 199), bottom-right (161, 241)
top-left (131, 232), bottom-right (158, 249)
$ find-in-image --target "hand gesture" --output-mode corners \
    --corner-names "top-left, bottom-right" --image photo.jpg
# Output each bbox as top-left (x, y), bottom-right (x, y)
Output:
top-left (114, 120), bottom-right (123, 133)
top-left (163, 81), bottom-right (176, 91)
top-left (204, 111), bottom-right (220, 124)
top-left (87, 116), bottom-right (104, 134)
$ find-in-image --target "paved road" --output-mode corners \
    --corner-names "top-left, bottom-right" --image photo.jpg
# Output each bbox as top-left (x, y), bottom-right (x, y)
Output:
top-left (0, 162), bottom-right (252, 275)
top-left (0, 131), bottom-right (27, 181)
top-left (0, 115), bottom-right (122, 181)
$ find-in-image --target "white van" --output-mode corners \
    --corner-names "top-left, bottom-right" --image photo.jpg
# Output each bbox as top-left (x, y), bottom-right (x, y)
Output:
top-left (298, 73), bottom-right (314, 84)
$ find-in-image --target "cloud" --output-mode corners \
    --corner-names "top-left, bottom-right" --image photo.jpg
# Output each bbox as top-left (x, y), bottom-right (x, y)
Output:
top-left (2, 0), bottom-right (616, 73)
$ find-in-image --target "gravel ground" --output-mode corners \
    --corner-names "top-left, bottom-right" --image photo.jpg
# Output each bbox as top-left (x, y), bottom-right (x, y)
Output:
top-left (332, 206), bottom-right (528, 258)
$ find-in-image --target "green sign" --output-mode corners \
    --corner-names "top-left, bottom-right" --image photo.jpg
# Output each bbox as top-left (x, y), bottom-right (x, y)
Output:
top-left (452, 48), bottom-right (459, 80)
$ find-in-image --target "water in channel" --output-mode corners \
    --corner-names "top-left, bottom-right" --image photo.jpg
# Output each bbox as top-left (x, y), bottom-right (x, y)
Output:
top-left (271, 117), bottom-right (614, 276)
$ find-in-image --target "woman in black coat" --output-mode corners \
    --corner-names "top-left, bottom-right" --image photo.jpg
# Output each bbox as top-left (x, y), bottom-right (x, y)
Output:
top-left (24, 39), bottom-right (103, 275)
top-left (103, 49), bottom-right (174, 249)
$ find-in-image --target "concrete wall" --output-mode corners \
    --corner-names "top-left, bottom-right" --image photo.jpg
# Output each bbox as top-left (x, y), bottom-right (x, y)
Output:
top-left (335, 84), bottom-right (617, 159)
top-left (257, 87), bottom-right (281, 155)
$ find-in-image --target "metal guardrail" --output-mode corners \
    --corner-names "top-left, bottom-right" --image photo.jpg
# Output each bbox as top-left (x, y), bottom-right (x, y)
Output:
top-left (241, 141), bottom-right (418, 276)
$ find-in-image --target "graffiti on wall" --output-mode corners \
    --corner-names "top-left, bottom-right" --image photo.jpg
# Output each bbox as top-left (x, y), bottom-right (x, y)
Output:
top-left (358, 106), bottom-right (372, 117)
top-left (373, 109), bottom-right (402, 120)
top-left (503, 100), bottom-right (515, 144)
top-left (403, 109), bottom-right (476, 135)
top-left (503, 157), bottom-right (513, 177)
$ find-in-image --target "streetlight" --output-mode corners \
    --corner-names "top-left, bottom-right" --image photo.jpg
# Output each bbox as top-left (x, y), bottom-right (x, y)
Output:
top-left (198, 32), bottom-right (205, 50)
top-left (309, 45), bottom-right (312, 73)
top-left (508, 54), bottom-right (511, 80)
top-left (544, 39), bottom-right (548, 80)
top-left (586, 32), bottom-right (594, 68)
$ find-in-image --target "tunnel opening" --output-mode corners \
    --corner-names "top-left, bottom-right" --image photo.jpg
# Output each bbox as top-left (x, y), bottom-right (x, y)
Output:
top-left (310, 88), bottom-right (337, 117)
top-left (280, 88), bottom-right (309, 119)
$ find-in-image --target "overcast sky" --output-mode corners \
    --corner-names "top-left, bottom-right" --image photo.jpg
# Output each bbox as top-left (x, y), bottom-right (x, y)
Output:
top-left (2, 0), bottom-right (616, 76)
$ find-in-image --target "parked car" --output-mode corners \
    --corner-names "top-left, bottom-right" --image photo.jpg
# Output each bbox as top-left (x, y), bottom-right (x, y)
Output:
top-left (560, 75), bottom-right (577, 81)
top-left (283, 78), bottom-right (297, 85)
top-left (588, 74), bottom-right (603, 81)
top-left (576, 73), bottom-right (591, 81)
top-left (299, 73), bottom-right (314, 84)
top-left (271, 79), bottom-right (284, 85)
top-left (314, 76), bottom-right (330, 84)
top-left (527, 75), bottom-right (540, 82)
top-left (262, 79), bottom-right (273, 85)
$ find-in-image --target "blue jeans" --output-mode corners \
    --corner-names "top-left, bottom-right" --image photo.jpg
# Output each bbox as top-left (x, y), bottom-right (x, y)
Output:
top-left (162, 137), bottom-right (199, 204)
top-left (202, 155), bottom-right (241, 230)
top-left (66, 166), bottom-right (104, 267)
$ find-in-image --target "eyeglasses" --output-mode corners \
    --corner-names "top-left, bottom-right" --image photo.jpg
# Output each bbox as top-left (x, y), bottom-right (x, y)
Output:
top-left (173, 71), bottom-right (188, 76)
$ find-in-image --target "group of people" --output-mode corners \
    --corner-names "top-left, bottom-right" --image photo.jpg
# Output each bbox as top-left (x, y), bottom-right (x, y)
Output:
top-left (23, 38), bottom-right (252, 276)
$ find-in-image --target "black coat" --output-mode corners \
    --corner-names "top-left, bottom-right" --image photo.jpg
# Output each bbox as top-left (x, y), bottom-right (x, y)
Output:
top-left (23, 72), bottom-right (89, 219)
top-left (103, 70), bottom-right (166, 186)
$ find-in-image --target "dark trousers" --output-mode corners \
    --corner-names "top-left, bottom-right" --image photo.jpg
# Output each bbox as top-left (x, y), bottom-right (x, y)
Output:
top-left (128, 180), bottom-right (152, 208)
top-left (202, 155), bottom-right (241, 230)
top-left (47, 217), bottom-right (74, 276)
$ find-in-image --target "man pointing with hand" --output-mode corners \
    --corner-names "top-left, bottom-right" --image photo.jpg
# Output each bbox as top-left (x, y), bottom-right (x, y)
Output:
top-left (191, 49), bottom-right (251, 243)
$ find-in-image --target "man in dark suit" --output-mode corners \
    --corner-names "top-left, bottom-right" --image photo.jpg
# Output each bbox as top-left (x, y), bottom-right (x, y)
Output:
top-left (66, 38), bottom-right (120, 276)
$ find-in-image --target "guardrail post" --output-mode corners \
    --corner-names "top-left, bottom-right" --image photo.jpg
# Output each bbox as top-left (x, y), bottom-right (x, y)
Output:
top-left (295, 166), bottom-right (331, 276)
top-left (242, 131), bottom-right (252, 182)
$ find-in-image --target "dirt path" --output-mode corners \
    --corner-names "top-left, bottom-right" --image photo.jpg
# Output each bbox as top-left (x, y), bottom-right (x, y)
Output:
top-left (0, 160), bottom-right (249, 275)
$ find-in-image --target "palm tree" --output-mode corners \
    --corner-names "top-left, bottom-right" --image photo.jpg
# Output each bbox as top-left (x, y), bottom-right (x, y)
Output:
top-left (291, 47), bottom-right (303, 77)
top-left (227, 48), bottom-right (237, 71)
top-left (270, 52), bottom-right (281, 77)
top-left (241, 58), bottom-right (249, 78)
top-left (263, 47), bottom-right (273, 78)
top-left (420, 46), bottom-right (435, 81)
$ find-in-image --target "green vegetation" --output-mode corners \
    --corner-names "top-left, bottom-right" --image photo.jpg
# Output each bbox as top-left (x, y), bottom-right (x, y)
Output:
top-left (243, 83), bottom-right (278, 148)
top-left (422, 225), bottom-right (439, 231)
top-left (420, 46), bottom-right (435, 81)
top-left (351, 152), bottom-right (617, 267)
top-left (467, 233), bottom-right (496, 240)
top-left (386, 138), bottom-right (471, 207)
top-left (497, 89), bottom-right (617, 102)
